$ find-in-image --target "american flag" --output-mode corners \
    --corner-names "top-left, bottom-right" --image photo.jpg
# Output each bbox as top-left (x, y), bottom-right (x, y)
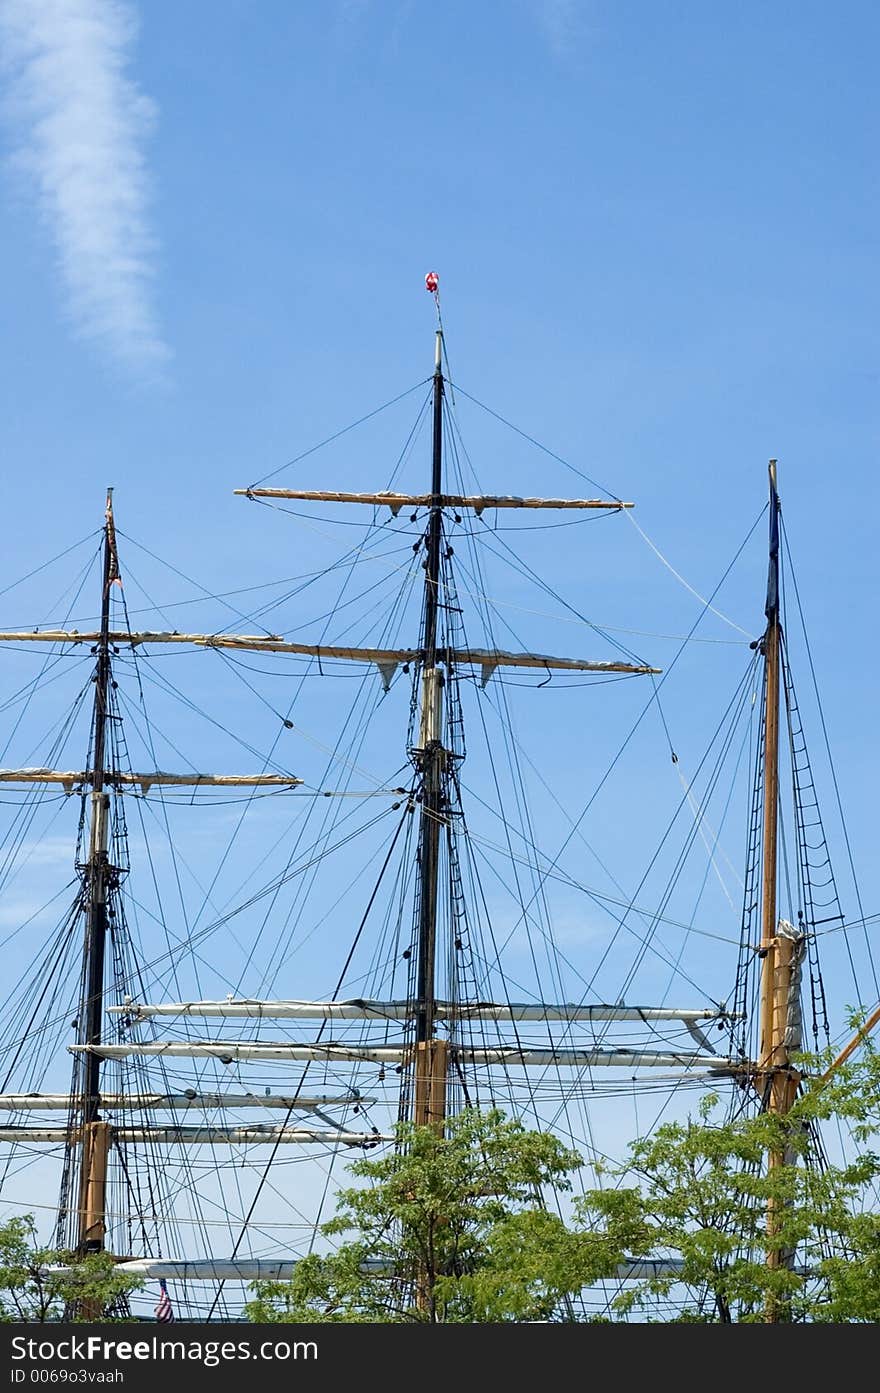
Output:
top-left (154, 1279), bottom-right (174, 1323)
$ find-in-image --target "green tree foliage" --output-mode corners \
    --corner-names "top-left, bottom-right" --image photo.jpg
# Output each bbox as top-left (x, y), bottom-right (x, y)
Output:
top-left (248, 1038), bottom-right (880, 1325)
top-left (808, 1021), bottom-right (880, 1143)
top-left (247, 1107), bottom-right (595, 1323)
top-left (0, 1217), bottom-right (141, 1322)
top-left (796, 1026), bottom-right (880, 1321)
top-left (578, 1075), bottom-right (880, 1323)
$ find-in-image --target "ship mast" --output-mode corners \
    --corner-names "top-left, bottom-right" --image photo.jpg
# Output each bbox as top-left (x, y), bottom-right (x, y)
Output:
top-left (412, 329), bottom-right (449, 1128)
top-left (755, 459), bottom-right (799, 1314)
top-left (77, 487), bottom-right (117, 1254)
top-left (0, 293), bottom-right (755, 1310)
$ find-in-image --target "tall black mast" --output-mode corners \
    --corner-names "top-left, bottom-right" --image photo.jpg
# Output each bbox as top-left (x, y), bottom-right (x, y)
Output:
top-left (412, 331), bottom-right (448, 1123)
top-left (415, 329), bottom-right (444, 1043)
top-left (77, 488), bottom-right (117, 1251)
top-left (423, 330), bottom-right (444, 659)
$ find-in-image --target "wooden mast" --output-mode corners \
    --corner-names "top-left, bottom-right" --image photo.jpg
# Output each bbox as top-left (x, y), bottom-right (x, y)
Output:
top-left (412, 328), bottom-right (449, 1131)
top-left (756, 460), bottom-right (799, 1315)
top-left (76, 489), bottom-right (117, 1256)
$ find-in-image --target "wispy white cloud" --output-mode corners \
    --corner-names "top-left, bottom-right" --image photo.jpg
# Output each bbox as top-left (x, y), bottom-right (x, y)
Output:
top-left (0, 0), bottom-right (169, 371)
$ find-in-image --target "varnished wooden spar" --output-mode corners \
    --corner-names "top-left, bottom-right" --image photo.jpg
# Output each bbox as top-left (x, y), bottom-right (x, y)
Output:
top-left (0, 768), bottom-right (302, 791)
top-left (0, 770), bottom-right (302, 791)
top-left (754, 461), bottom-right (801, 1318)
top-left (79, 1121), bottom-right (110, 1251)
top-left (819, 1002), bottom-right (880, 1082)
top-left (234, 488), bottom-right (634, 515)
top-left (0, 631), bottom-right (659, 675)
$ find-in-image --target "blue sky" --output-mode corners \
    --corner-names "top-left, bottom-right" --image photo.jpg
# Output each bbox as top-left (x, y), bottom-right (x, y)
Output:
top-left (0, 0), bottom-right (876, 1272)
top-left (1, 0), bottom-right (875, 859)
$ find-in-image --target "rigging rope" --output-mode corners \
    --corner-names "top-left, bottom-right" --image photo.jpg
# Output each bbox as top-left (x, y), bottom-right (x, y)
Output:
top-left (247, 379), bottom-right (432, 488)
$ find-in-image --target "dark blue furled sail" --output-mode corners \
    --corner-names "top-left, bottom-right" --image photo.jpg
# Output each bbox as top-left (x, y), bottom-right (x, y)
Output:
top-left (765, 459), bottom-right (779, 622)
